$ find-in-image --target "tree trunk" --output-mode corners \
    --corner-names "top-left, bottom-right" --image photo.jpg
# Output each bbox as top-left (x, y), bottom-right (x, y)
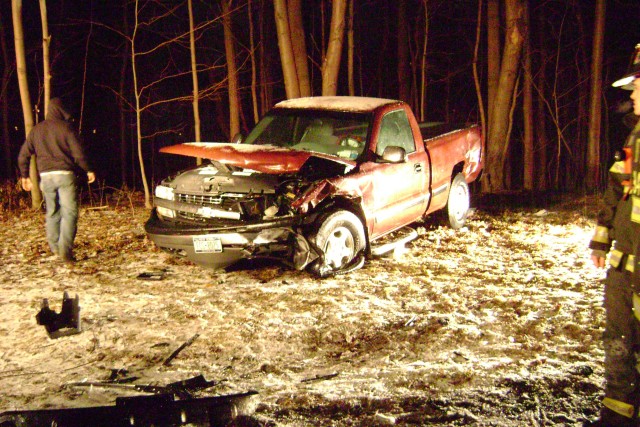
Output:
top-left (39, 0), bottom-right (50, 120)
top-left (419, 0), bottom-right (429, 122)
top-left (288, 0), bottom-right (310, 97)
top-left (131, 0), bottom-right (151, 209)
top-left (472, 0), bottom-right (485, 158)
top-left (485, 0), bottom-right (526, 192)
top-left (321, 0), bottom-right (347, 96)
top-left (222, 0), bottom-right (240, 138)
top-left (259, 0), bottom-right (271, 115)
top-left (535, 9), bottom-right (548, 191)
top-left (586, 0), bottom-right (605, 190)
top-left (12, 0), bottom-right (41, 209)
top-left (487, 0), bottom-right (500, 124)
top-left (188, 0), bottom-right (201, 143)
top-left (273, 0), bottom-right (300, 99)
top-left (522, 1), bottom-right (534, 191)
top-left (0, 9), bottom-right (12, 178)
top-left (78, 0), bottom-right (91, 133)
top-left (347, 0), bottom-right (354, 96)
top-left (248, 0), bottom-right (259, 123)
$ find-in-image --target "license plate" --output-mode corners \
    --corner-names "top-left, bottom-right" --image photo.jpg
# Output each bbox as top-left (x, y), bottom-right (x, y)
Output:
top-left (193, 235), bottom-right (222, 253)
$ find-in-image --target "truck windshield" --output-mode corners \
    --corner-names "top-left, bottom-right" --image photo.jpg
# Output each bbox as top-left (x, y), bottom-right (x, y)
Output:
top-left (243, 110), bottom-right (371, 160)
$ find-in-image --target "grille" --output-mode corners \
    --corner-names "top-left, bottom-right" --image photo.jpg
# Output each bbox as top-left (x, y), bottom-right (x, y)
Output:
top-left (175, 192), bottom-right (271, 222)
top-left (177, 193), bottom-right (240, 211)
top-left (177, 193), bottom-right (222, 205)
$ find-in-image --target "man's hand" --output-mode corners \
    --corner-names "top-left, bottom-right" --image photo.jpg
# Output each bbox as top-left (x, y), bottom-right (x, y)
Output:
top-left (591, 253), bottom-right (607, 269)
top-left (87, 171), bottom-right (96, 184)
top-left (21, 177), bottom-right (32, 192)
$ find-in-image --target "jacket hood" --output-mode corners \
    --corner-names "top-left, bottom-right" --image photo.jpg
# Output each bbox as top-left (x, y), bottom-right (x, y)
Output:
top-left (46, 98), bottom-right (72, 121)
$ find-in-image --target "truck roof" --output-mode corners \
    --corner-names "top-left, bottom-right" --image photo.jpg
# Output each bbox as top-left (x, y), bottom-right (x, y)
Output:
top-left (274, 96), bottom-right (400, 113)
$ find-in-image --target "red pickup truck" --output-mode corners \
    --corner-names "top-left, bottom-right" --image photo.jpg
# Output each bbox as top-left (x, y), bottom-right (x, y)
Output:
top-left (145, 96), bottom-right (484, 276)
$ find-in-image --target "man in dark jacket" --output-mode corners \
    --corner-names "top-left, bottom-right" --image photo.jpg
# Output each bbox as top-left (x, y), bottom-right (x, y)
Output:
top-left (18, 98), bottom-right (95, 262)
top-left (587, 44), bottom-right (640, 426)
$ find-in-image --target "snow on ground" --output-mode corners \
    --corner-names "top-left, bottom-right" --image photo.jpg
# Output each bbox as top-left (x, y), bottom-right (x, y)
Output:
top-left (0, 193), bottom-right (608, 426)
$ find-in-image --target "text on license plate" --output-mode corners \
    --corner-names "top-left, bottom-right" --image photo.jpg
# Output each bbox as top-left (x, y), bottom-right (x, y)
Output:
top-left (193, 235), bottom-right (223, 253)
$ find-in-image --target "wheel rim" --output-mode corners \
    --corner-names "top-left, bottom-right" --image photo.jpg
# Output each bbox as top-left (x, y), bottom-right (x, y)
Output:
top-left (323, 226), bottom-right (355, 269)
top-left (450, 181), bottom-right (469, 222)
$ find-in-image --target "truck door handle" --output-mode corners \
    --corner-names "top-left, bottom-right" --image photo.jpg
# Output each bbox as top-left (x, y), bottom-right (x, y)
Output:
top-left (414, 163), bottom-right (422, 173)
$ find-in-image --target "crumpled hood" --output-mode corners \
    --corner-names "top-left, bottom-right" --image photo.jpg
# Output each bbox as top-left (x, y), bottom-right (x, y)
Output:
top-left (46, 98), bottom-right (72, 121)
top-left (160, 143), bottom-right (355, 174)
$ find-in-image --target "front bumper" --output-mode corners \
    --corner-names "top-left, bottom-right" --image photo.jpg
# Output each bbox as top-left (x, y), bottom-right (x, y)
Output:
top-left (144, 209), bottom-right (304, 269)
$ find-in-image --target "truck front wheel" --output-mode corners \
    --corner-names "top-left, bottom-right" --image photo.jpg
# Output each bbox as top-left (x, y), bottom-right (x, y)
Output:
top-left (310, 210), bottom-right (366, 274)
top-left (447, 173), bottom-right (470, 229)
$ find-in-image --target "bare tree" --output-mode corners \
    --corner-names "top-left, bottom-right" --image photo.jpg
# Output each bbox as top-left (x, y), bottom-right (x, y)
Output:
top-left (288, 0), bottom-right (310, 97)
top-left (78, 0), bottom-right (93, 133)
top-left (485, 0), bottom-right (526, 192)
top-left (522, 1), bottom-right (534, 191)
top-left (247, 0), bottom-right (259, 122)
top-left (419, 0), bottom-right (429, 121)
top-left (586, 0), bottom-right (606, 190)
top-left (347, 0), bottom-right (354, 96)
top-left (188, 0), bottom-right (201, 143)
top-left (130, 0), bottom-right (151, 208)
top-left (472, 0), bottom-right (485, 147)
top-left (534, 10), bottom-right (549, 191)
top-left (222, 0), bottom-right (240, 138)
top-left (39, 0), bottom-right (50, 118)
top-left (321, 0), bottom-right (346, 96)
top-left (273, 0), bottom-right (300, 99)
top-left (487, 0), bottom-right (500, 125)
top-left (0, 8), bottom-right (13, 178)
top-left (12, 0), bottom-right (41, 208)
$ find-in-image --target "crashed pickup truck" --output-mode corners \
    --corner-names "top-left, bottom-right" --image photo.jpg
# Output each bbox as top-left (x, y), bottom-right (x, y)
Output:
top-left (145, 96), bottom-right (484, 276)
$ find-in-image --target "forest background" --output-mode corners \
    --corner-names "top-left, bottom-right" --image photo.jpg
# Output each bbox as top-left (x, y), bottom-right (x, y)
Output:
top-left (1, 0), bottom-right (640, 207)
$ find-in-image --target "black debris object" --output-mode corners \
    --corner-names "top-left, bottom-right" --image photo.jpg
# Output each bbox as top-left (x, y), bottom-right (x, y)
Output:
top-left (67, 374), bottom-right (218, 399)
top-left (0, 390), bottom-right (259, 427)
top-left (137, 270), bottom-right (168, 280)
top-left (35, 292), bottom-right (81, 339)
top-left (163, 333), bottom-right (200, 366)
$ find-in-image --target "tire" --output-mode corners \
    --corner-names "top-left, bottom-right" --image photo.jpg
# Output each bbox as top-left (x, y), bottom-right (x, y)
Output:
top-left (447, 173), bottom-right (470, 229)
top-left (311, 210), bottom-right (366, 273)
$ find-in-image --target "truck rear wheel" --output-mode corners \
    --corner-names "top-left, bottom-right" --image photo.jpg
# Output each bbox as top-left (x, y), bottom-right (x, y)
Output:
top-left (311, 210), bottom-right (366, 273)
top-left (447, 173), bottom-right (470, 229)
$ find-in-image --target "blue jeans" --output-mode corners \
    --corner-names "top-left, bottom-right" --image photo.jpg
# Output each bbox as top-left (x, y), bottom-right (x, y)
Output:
top-left (39, 172), bottom-right (78, 259)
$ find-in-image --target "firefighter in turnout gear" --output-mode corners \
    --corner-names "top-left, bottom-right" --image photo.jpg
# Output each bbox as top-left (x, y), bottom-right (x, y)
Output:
top-left (587, 44), bottom-right (640, 427)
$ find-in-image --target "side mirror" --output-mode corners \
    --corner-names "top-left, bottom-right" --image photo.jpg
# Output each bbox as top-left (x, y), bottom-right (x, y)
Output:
top-left (380, 146), bottom-right (407, 163)
top-left (231, 133), bottom-right (243, 144)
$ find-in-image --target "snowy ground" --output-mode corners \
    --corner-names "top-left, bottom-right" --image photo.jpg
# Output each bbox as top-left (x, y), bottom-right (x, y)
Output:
top-left (0, 191), bottom-right (608, 426)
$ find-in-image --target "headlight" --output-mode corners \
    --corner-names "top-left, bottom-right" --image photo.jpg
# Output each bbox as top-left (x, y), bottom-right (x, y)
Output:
top-left (157, 206), bottom-right (176, 218)
top-left (155, 185), bottom-right (174, 201)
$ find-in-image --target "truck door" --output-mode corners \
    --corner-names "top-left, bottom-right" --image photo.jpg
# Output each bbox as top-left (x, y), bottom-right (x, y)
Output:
top-left (368, 109), bottom-right (430, 238)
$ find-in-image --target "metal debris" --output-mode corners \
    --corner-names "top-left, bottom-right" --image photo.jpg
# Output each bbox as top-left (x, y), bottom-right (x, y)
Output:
top-left (35, 292), bottom-right (81, 339)
top-left (163, 333), bottom-right (200, 366)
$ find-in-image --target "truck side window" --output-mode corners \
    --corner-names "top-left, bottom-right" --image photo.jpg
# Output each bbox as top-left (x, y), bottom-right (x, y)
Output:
top-left (376, 110), bottom-right (416, 156)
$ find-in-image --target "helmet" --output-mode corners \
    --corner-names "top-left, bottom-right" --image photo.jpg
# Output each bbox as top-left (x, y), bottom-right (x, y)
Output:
top-left (612, 43), bottom-right (640, 90)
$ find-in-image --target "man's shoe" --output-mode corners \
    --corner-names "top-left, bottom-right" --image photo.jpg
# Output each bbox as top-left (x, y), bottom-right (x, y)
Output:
top-left (60, 254), bottom-right (76, 263)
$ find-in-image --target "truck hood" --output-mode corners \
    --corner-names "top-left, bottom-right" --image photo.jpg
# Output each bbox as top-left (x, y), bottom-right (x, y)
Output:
top-left (160, 142), bottom-right (355, 174)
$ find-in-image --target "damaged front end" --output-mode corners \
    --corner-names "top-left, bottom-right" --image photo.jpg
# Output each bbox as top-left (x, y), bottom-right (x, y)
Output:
top-left (145, 154), bottom-right (355, 271)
